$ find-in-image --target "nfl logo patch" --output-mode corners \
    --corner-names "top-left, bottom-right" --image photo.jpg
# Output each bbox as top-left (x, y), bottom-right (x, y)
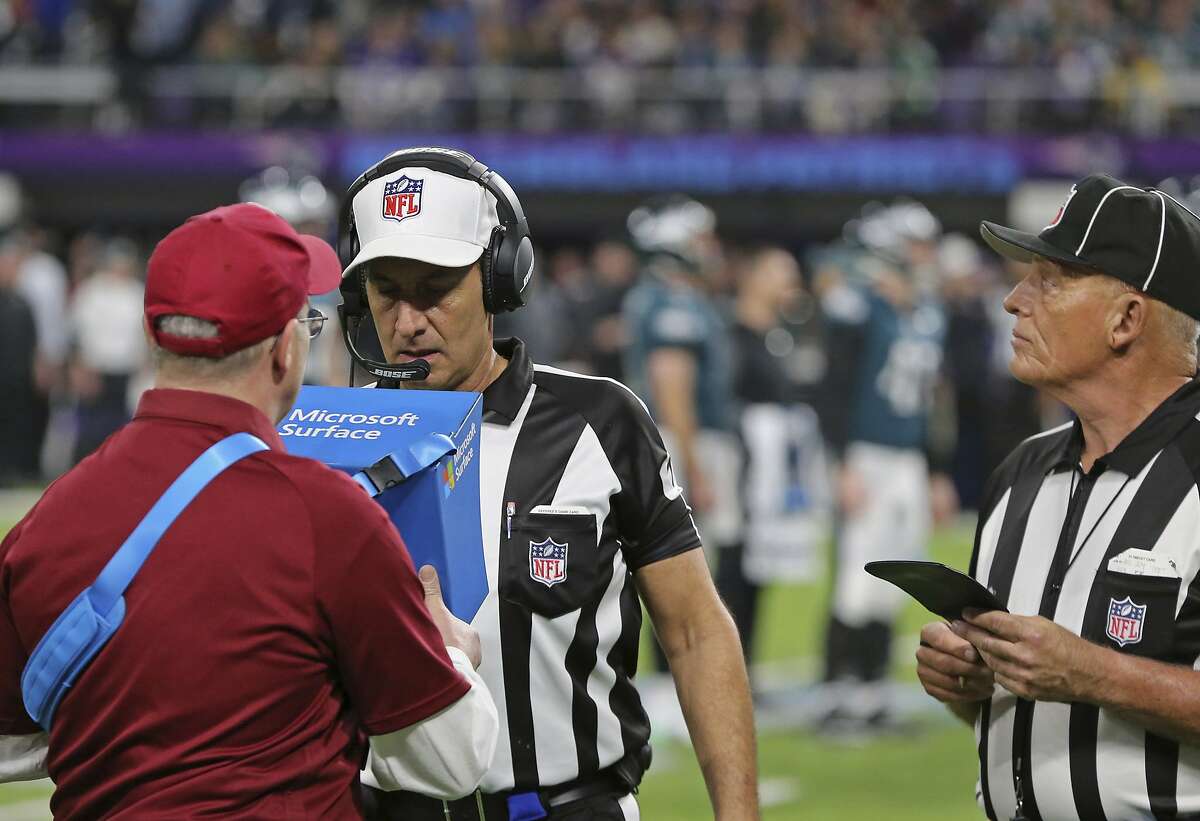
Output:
top-left (382, 176), bottom-right (423, 223)
top-left (1106, 596), bottom-right (1146, 647)
top-left (1045, 183), bottom-right (1078, 230)
top-left (529, 537), bottom-right (568, 588)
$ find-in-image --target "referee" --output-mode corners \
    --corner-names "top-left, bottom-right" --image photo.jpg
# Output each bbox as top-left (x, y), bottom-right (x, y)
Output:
top-left (339, 148), bottom-right (759, 820)
top-left (916, 173), bottom-right (1200, 820)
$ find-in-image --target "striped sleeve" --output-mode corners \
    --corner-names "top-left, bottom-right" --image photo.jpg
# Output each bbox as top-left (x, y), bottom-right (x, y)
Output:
top-left (532, 366), bottom-right (702, 569)
top-left (607, 386), bottom-right (702, 568)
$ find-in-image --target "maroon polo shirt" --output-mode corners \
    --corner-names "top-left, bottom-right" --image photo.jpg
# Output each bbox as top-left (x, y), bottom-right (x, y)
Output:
top-left (0, 389), bottom-right (470, 819)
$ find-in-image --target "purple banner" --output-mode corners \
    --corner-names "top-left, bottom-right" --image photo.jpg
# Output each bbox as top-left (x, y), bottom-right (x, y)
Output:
top-left (2, 131), bottom-right (1199, 192)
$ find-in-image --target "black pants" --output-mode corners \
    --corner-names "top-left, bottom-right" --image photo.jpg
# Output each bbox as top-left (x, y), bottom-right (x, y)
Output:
top-left (361, 786), bottom-right (630, 821)
top-left (551, 793), bottom-right (628, 820)
top-left (73, 373), bottom-right (131, 464)
top-left (714, 541), bottom-right (759, 668)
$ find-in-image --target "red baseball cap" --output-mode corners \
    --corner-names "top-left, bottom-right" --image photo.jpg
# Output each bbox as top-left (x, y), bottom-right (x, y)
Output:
top-left (145, 203), bottom-right (342, 357)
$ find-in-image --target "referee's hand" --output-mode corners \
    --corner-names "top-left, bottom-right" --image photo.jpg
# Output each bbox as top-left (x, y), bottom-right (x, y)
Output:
top-left (420, 565), bottom-right (483, 669)
top-left (916, 621), bottom-right (994, 703)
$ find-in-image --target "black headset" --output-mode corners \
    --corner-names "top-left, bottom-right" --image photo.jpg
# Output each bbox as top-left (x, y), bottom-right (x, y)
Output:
top-left (337, 147), bottom-right (535, 383)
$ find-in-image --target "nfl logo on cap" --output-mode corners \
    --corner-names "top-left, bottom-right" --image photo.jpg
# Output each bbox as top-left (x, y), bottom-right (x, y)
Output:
top-left (1044, 183), bottom-right (1078, 231)
top-left (382, 176), bottom-right (423, 223)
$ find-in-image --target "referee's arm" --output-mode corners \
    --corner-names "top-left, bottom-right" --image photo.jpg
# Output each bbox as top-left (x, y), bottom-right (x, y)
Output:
top-left (955, 609), bottom-right (1200, 746)
top-left (608, 380), bottom-right (758, 819)
top-left (637, 552), bottom-right (759, 820)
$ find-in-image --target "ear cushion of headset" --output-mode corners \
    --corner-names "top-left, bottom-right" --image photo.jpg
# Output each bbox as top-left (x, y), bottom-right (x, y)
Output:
top-left (511, 236), bottom-right (534, 308)
top-left (480, 242), bottom-right (498, 314)
top-left (485, 225), bottom-right (515, 313)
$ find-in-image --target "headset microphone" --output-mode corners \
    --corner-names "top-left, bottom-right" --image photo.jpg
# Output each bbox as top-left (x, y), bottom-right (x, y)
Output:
top-left (337, 302), bottom-right (431, 384)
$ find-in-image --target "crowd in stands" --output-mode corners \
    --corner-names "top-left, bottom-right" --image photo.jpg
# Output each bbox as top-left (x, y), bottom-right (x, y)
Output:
top-left (2, 1), bottom-right (1196, 72)
top-left (0, 0), bottom-right (1195, 133)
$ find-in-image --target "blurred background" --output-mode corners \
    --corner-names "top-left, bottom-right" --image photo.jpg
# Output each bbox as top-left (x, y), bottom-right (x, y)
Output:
top-left (3, 0), bottom-right (1200, 818)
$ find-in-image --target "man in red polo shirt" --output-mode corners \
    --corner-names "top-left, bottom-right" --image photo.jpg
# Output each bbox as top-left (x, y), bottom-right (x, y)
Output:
top-left (0, 204), bottom-right (498, 818)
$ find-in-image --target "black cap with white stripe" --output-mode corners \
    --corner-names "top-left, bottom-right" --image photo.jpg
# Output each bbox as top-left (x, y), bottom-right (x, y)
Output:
top-left (980, 173), bottom-right (1200, 320)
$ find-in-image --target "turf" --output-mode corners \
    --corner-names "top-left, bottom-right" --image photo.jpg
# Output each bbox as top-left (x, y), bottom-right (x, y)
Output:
top-left (0, 516), bottom-right (984, 819)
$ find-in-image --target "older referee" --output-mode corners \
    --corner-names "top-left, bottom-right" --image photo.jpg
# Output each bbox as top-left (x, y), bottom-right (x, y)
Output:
top-left (917, 173), bottom-right (1200, 820)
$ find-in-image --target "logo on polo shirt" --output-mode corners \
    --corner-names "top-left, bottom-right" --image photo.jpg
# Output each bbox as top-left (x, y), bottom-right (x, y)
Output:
top-left (529, 537), bottom-right (568, 587)
top-left (1045, 183), bottom-right (1078, 231)
top-left (1107, 596), bottom-right (1146, 647)
top-left (382, 176), bottom-right (423, 224)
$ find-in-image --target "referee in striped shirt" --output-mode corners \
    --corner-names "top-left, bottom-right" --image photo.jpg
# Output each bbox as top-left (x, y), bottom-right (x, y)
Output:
top-left (339, 148), bottom-right (759, 821)
top-left (916, 173), bottom-right (1200, 820)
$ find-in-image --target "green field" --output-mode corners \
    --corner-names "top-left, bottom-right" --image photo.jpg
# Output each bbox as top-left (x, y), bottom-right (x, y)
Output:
top-left (0, 514), bottom-right (982, 820)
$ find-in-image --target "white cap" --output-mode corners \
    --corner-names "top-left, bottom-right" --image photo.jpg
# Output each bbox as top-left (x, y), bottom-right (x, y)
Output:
top-left (344, 168), bottom-right (501, 276)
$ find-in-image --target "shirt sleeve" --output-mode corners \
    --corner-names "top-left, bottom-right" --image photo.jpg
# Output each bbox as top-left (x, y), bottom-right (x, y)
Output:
top-left (361, 647), bottom-right (498, 799)
top-left (611, 388), bottom-right (703, 569)
top-left (0, 522), bottom-right (39, 737)
top-left (314, 505), bottom-right (471, 736)
top-left (0, 733), bottom-right (48, 783)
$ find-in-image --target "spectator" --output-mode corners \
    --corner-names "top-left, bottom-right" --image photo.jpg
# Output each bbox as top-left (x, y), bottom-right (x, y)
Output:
top-left (7, 1), bottom-right (1200, 133)
top-left (68, 238), bottom-right (147, 463)
top-left (716, 246), bottom-right (810, 668)
top-left (0, 236), bottom-right (38, 483)
top-left (14, 227), bottom-right (69, 477)
top-left (493, 246), bottom-right (589, 369)
top-left (580, 239), bottom-right (639, 379)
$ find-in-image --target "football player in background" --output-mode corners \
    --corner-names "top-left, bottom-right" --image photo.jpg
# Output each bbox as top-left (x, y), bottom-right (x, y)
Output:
top-left (815, 200), bottom-right (958, 734)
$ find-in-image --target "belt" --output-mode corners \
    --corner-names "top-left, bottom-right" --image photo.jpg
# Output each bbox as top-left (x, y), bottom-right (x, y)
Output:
top-left (363, 771), bottom-right (627, 821)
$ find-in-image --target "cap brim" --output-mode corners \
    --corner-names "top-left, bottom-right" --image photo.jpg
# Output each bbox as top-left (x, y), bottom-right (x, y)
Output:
top-left (979, 221), bottom-right (1093, 269)
top-left (298, 234), bottom-right (344, 295)
top-left (342, 234), bottom-right (485, 278)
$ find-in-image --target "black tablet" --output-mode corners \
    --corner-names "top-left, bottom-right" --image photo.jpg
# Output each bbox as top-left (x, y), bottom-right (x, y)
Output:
top-left (864, 560), bottom-right (1007, 621)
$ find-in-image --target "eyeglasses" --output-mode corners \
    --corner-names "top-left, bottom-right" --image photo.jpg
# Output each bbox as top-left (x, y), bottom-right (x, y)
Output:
top-left (296, 306), bottom-right (327, 339)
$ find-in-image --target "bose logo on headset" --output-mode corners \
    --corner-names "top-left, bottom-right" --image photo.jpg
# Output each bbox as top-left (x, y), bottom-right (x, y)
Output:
top-left (337, 147), bottom-right (536, 383)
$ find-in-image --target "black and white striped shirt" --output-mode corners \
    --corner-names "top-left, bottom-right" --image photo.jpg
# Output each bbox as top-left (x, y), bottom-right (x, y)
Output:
top-left (970, 378), bottom-right (1200, 821)
top-left (458, 338), bottom-right (701, 792)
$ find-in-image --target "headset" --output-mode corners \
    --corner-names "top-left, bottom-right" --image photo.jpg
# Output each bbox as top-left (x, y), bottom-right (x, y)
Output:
top-left (337, 147), bottom-right (535, 383)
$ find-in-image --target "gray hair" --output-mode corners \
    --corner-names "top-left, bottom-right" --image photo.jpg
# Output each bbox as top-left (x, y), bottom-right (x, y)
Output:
top-left (1106, 277), bottom-right (1199, 366)
top-left (1160, 302), bottom-right (1200, 359)
top-left (152, 315), bottom-right (270, 377)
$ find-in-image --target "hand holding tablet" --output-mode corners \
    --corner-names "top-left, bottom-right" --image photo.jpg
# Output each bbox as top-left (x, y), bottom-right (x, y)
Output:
top-left (864, 560), bottom-right (1006, 621)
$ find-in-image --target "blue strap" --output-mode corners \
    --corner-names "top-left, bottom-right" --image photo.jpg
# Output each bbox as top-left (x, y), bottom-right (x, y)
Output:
top-left (88, 432), bottom-right (269, 615)
top-left (353, 432), bottom-right (456, 497)
top-left (394, 432), bottom-right (456, 479)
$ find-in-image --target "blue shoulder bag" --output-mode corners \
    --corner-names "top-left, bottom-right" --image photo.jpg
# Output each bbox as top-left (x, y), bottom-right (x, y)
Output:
top-left (20, 432), bottom-right (268, 730)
